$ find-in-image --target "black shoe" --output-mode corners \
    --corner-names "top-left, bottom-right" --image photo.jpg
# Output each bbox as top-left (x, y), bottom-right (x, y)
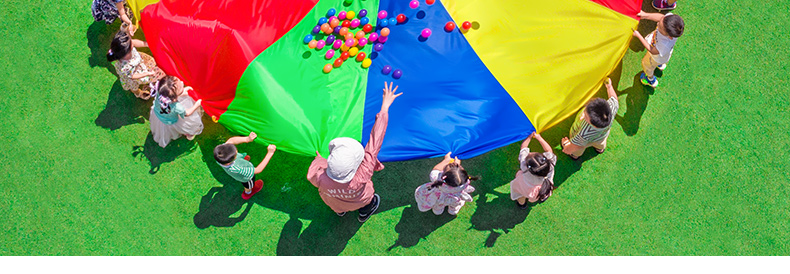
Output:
top-left (516, 200), bottom-right (528, 209)
top-left (358, 194), bottom-right (380, 223)
top-left (337, 212), bottom-right (346, 217)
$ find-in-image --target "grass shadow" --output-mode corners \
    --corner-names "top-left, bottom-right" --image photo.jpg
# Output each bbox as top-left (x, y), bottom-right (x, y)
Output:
top-left (629, 0), bottom-right (661, 52)
top-left (615, 72), bottom-right (654, 136)
top-left (86, 21), bottom-right (116, 74)
top-left (468, 189), bottom-right (530, 248)
top-left (386, 205), bottom-right (456, 251)
top-left (132, 132), bottom-right (198, 174)
top-left (193, 186), bottom-right (253, 229)
top-left (95, 80), bottom-right (150, 130)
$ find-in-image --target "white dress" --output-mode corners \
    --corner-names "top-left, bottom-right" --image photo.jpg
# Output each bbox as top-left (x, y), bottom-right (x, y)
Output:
top-left (149, 93), bottom-right (203, 147)
top-left (414, 170), bottom-right (475, 215)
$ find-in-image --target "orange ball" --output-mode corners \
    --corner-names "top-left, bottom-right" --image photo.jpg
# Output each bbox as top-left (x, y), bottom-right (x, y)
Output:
top-left (323, 64), bottom-right (333, 73)
top-left (344, 32), bottom-right (354, 41)
top-left (308, 40), bottom-right (318, 49)
top-left (329, 18), bottom-right (340, 28)
top-left (355, 30), bottom-right (365, 40)
top-left (339, 27), bottom-right (349, 36)
top-left (380, 27), bottom-right (390, 37)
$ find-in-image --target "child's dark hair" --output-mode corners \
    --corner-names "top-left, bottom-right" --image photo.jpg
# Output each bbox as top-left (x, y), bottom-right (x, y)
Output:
top-left (429, 162), bottom-right (480, 189)
top-left (156, 76), bottom-right (179, 101)
top-left (524, 153), bottom-right (555, 203)
top-left (106, 31), bottom-right (132, 62)
top-left (214, 143), bottom-right (238, 165)
top-left (663, 14), bottom-right (684, 38)
top-left (585, 98), bottom-right (612, 128)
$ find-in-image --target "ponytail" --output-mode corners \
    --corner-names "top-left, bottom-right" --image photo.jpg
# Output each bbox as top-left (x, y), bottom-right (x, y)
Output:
top-left (106, 30), bottom-right (132, 62)
top-left (428, 162), bottom-right (480, 190)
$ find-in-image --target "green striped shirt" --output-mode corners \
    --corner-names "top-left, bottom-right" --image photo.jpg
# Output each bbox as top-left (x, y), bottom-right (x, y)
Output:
top-left (569, 96), bottom-right (619, 146)
top-left (219, 153), bottom-right (254, 182)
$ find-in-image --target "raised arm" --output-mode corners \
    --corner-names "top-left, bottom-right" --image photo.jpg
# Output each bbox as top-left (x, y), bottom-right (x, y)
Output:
top-left (254, 144), bottom-right (277, 174)
top-left (226, 132), bottom-right (257, 145)
top-left (432, 152), bottom-right (455, 171)
top-left (604, 78), bottom-right (617, 99)
top-left (521, 132), bottom-right (534, 150)
top-left (638, 11), bottom-right (666, 22)
top-left (116, 1), bottom-right (135, 35)
top-left (533, 133), bottom-right (553, 154)
top-left (132, 39), bottom-right (148, 48)
top-left (185, 99), bottom-right (202, 116)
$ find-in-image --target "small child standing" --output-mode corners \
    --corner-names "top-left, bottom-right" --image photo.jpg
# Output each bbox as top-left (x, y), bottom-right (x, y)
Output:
top-left (561, 78), bottom-right (619, 160)
top-left (106, 30), bottom-right (164, 99)
top-left (510, 132), bottom-right (556, 208)
top-left (214, 132), bottom-right (277, 200)
top-left (149, 76), bottom-right (204, 147)
top-left (414, 152), bottom-right (478, 215)
top-left (632, 11), bottom-right (685, 88)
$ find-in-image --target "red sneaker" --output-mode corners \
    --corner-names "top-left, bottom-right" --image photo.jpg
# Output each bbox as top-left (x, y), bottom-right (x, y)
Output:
top-left (244, 155), bottom-right (251, 161)
top-left (241, 180), bottom-right (264, 200)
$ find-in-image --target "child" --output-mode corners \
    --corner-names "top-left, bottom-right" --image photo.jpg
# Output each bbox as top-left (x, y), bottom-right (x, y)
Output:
top-left (561, 78), bottom-right (619, 160)
top-left (106, 30), bottom-right (164, 99)
top-left (510, 132), bottom-right (556, 208)
top-left (148, 76), bottom-right (204, 147)
top-left (632, 11), bottom-right (685, 88)
top-left (652, 0), bottom-right (677, 11)
top-left (214, 132), bottom-right (277, 200)
top-left (414, 152), bottom-right (478, 215)
top-left (307, 82), bottom-right (402, 223)
top-left (91, 0), bottom-right (136, 35)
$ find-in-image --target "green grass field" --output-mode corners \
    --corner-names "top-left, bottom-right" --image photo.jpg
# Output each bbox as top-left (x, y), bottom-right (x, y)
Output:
top-left (1, 0), bottom-right (788, 255)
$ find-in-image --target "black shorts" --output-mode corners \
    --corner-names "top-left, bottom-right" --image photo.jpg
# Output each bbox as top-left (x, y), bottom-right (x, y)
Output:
top-left (242, 175), bottom-right (256, 189)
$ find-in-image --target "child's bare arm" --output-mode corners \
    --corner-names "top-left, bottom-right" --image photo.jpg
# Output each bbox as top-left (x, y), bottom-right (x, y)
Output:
top-left (185, 99), bottom-right (202, 116)
top-left (132, 39), bottom-right (148, 48)
top-left (637, 11), bottom-right (665, 22)
top-left (226, 132), bottom-right (257, 145)
top-left (521, 132), bottom-right (534, 149)
top-left (130, 70), bottom-right (156, 80)
top-left (533, 133), bottom-right (553, 154)
top-left (604, 78), bottom-right (617, 99)
top-left (432, 152), bottom-right (454, 171)
top-left (632, 30), bottom-right (660, 55)
top-left (254, 144), bottom-right (277, 174)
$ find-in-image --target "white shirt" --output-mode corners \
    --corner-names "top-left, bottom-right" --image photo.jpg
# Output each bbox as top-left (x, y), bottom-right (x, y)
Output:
top-left (645, 13), bottom-right (677, 64)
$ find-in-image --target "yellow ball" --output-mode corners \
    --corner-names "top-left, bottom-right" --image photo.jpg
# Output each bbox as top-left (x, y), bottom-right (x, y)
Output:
top-left (340, 45), bottom-right (350, 52)
top-left (348, 47), bottom-right (359, 57)
top-left (346, 11), bottom-right (355, 20)
top-left (361, 58), bottom-right (372, 68)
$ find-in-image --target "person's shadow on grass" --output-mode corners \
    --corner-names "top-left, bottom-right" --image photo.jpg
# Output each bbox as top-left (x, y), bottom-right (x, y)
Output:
top-left (132, 132), bottom-right (198, 174)
top-left (193, 186), bottom-right (253, 229)
top-left (86, 21), bottom-right (116, 74)
top-left (615, 72), bottom-right (654, 136)
top-left (95, 81), bottom-right (151, 130)
top-left (387, 205), bottom-right (456, 251)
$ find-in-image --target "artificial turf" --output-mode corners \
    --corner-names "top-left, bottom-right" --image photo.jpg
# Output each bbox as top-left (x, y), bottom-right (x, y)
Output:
top-left (1, 0), bottom-right (788, 255)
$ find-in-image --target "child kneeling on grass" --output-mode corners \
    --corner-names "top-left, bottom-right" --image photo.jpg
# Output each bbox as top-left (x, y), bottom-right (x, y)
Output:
top-left (510, 132), bottom-right (556, 208)
top-left (414, 152), bottom-right (478, 215)
top-left (214, 132), bottom-right (277, 200)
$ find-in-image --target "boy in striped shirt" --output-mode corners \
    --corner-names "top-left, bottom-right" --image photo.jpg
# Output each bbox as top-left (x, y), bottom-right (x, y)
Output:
top-left (214, 132), bottom-right (277, 200)
top-left (561, 78), bottom-right (619, 160)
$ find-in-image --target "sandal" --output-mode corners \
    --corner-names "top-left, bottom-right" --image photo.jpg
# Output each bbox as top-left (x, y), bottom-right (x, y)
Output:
top-left (595, 148), bottom-right (605, 154)
top-left (561, 137), bottom-right (580, 160)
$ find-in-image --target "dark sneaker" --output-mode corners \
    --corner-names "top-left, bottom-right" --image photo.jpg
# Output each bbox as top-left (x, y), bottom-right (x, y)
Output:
top-left (358, 194), bottom-right (380, 223)
top-left (652, 0), bottom-right (676, 11)
top-left (241, 179), bottom-right (263, 200)
top-left (516, 200), bottom-right (528, 209)
top-left (640, 73), bottom-right (658, 88)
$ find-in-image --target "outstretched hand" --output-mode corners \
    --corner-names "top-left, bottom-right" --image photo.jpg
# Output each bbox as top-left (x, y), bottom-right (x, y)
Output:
top-left (381, 81), bottom-right (403, 112)
top-left (248, 132), bottom-right (257, 141)
top-left (605, 78), bottom-right (613, 89)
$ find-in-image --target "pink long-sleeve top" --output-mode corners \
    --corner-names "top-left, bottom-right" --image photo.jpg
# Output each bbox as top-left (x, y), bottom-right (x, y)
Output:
top-left (307, 112), bottom-right (388, 213)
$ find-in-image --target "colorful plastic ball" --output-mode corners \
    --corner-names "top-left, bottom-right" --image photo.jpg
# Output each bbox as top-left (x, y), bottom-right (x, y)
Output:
top-left (355, 30), bottom-right (365, 40)
top-left (392, 69), bottom-right (403, 79)
top-left (342, 33), bottom-right (353, 41)
top-left (329, 16), bottom-right (338, 22)
top-left (345, 38), bottom-right (355, 47)
top-left (378, 35), bottom-right (388, 43)
top-left (360, 17), bottom-right (369, 25)
top-left (444, 22), bottom-right (456, 32)
top-left (374, 43), bottom-right (384, 51)
top-left (303, 35), bottom-right (313, 44)
top-left (312, 25), bottom-right (321, 34)
top-left (348, 47), bottom-right (359, 57)
top-left (325, 50), bottom-right (335, 59)
top-left (389, 18), bottom-right (397, 26)
top-left (462, 21), bottom-right (471, 30)
top-left (211, 115), bottom-right (219, 123)
top-left (340, 51), bottom-right (350, 60)
top-left (333, 58), bottom-right (344, 68)
top-left (396, 14), bottom-right (406, 23)
top-left (342, 20), bottom-right (351, 28)
top-left (333, 40), bottom-right (342, 49)
top-left (356, 51), bottom-right (366, 62)
top-left (353, 39), bottom-right (359, 47)
top-left (338, 11), bottom-right (347, 20)
top-left (316, 40), bottom-right (326, 50)
top-left (362, 58), bottom-right (372, 68)
top-left (420, 28), bottom-right (432, 38)
top-left (426, 0), bottom-right (435, 4)
top-left (359, 9), bottom-right (368, 18)
top-left (339, 27), bottom-right (349, 36)
top-left (326, 35), bottom-right (336, 44)
top-left (382, 65), bottom-right (392, 74)
top-left (329, 18), bottom-right (340, 28)
top-left (340, 44), bottom-right (350, 52)
top-left (362, 24), bottom-right (373, 33)
top-left (380, 27), bottom-right (390, 37)
top-left (333, 26), bottom-right (342, 34)
top-left (327, 8), bottom-right (337, 17)
top-left (378, 10), bottom-right (387, 19)
top-left (346, 11), bottom-right (355, 20)
top-left (358, 37), bottom-right (368, 47)
top-left (308, 40), bottom-right (318, 49)
top-left (379, 18), bottom-right (388, 27)
top-left (409, 0), bottom-right (419, 9)
top-left (318, 17), bottom-right (328, 25)
top-left (323, 64), bottom-right (333, 73)
top-left (350, 19), bottom-right (360, 29)
top-left (368, 33), bottom-right (379, 42)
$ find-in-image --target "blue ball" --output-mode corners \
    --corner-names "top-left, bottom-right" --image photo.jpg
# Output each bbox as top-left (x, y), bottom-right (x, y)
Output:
top-left (333, 26), bottom-right (342, 34)
top-left (360, 17), bottom-right (369, 25)
top-left (389, 18), bottom-right (397, 26)
top-left (318, 17), bottom-right (328, 25)
top-left (379, 18), bottom-right (388, 27)
top-left (327, 8), bottom-right (336, 17)
top-left (303, 35), bottom-right (313, 44)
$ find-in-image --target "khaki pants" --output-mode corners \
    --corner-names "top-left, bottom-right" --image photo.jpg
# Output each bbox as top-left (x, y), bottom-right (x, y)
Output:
top-left (568, 135), bottom-right (609, 158)
top-left (642, 52), bottom-right (662, 79)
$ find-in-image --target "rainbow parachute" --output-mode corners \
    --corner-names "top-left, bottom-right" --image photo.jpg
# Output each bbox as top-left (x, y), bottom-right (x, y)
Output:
top-left (129, 0), bottom-right (640, 161)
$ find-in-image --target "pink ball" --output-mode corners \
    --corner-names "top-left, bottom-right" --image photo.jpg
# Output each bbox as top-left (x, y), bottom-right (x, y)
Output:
top-left (368, 33), bottom-right (379, 42)
top-left (329, 16), bottom-right (338, 22)
top-left (421, 28), bottom-right (432, 38)
top-left (338, 11), bottom-right (347, 20)
top-left (358, 38), bottom-right (368, 47)
top-left (333, 40), bottom-right (342, 49)
top-left (345, 38), bottom-right (355, 47)
top-left (409, 0), bottom-right (419, 9)
top-left (378, 35), bottom-right (388, 43)
top-left (325, 50), bottom-right (335, 59)
top-left (350, 19), bottom-right (360, 29)
top-left (316, 40), bottom-right (326, 50)
top-left (377, 10), bottom-right (387, 19)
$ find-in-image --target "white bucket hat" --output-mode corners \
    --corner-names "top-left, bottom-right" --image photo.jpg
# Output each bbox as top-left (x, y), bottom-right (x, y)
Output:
top-left (325, 137), bottom-right (365, 184)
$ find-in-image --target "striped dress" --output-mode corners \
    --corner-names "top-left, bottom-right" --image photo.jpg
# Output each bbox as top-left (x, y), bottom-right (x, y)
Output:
top-left (569, 96), bottom-right (619, 146)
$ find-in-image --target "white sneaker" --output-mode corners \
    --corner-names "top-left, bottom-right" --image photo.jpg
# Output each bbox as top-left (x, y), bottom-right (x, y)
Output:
top-left (657, 63), bottom-right (667, 71)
